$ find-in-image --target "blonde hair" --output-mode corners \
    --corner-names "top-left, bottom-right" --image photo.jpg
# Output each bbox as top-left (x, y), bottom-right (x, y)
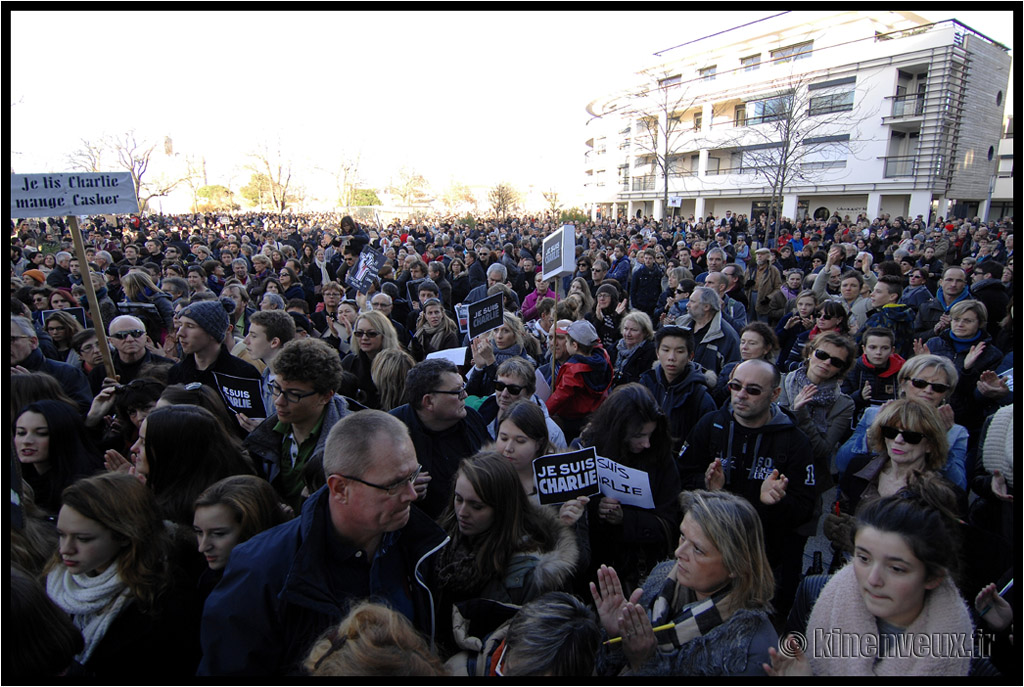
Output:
top-left (303, 602), bottom-right (447, 676)
top-left (866, 398), bottom-right (949, 470)
top-left (354, 310), bottom-right (400, 354)
top-left (370, 347), bottom-right (416, 411)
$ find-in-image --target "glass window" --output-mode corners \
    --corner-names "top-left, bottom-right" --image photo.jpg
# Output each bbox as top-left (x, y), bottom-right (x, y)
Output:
top-left (771, 41), bottom-right (813, 63)
top-left (699, 66), bottom-right (717, 82)
top-left (808, 91), bottom-right (854, 116)
top-left (741, 54), bottom-right (761, 72)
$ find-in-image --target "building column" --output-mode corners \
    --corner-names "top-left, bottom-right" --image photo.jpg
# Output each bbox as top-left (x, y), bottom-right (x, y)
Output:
top-left (611, 202), bottom-right (618, 220)
top-left (781, 194), bottom-right (798, 221)
top-left (866, 192), bottom-right (883, 220)
top-left (693, 196), bottom-right (706, 220)
top-left (627, 200), bottom-right (636, 219)
top-left (977, 198), bottom-right (991, 223)
top-left (653, 196), bottom-right (664, 221)
top-left (933, 197), bottom-right (950, 224)
top-left (908, 191), bottom-right (931, 222)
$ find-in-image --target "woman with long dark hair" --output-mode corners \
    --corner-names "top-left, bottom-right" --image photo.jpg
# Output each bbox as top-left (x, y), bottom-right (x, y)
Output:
top-left (575, 383), bottom-right (681, 592)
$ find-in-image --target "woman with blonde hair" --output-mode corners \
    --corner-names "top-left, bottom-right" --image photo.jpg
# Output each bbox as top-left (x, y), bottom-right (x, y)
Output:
top-left (592, 489), bottom-right (777, 676)
top-left (341, 309), bottom-right (399, 410)
top-left (612, 310), bottom-right (656, 388)
top-left (568, 277), bottom-right (595, 317)
top-left (304, 602), bottom-right (448, 676)
top-left (370, 347), bottom-right (416, 412)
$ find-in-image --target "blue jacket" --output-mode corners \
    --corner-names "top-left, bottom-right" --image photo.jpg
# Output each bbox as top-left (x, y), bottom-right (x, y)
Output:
top-left (640, 361), bottom-right (716, 455)
top-left (198, 486), bottom-right (449, 675)
top-left (607, 255), bottom-right (632, 285)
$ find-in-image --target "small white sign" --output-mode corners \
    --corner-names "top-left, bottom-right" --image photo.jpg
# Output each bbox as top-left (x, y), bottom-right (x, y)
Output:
top-left (11, 173), bottom-right (139, 218)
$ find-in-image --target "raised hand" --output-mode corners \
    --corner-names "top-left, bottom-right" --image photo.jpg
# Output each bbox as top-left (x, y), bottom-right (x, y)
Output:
top-left (760, 469), bottom-right (789, 505)
top-left (704, 458), bottom-right (725, 491)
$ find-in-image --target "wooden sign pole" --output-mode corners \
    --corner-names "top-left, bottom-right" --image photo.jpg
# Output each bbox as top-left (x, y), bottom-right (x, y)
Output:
top-left (66, 215), bottom-right (119, 382)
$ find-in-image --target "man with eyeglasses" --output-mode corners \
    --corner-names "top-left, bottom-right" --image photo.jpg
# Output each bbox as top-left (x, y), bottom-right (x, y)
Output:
top-left (201, 411), bottom-right (446, 676)
top-left (677, 358), bottom-right (816, 617)
top-left (87, 315), bottom-right (175, 395)
top-left (11, 314), bottom-right (93, 412)
top-left (244, 338), bottom-right (350, 510)
top-left (389, 358), bottom-right (489, 519)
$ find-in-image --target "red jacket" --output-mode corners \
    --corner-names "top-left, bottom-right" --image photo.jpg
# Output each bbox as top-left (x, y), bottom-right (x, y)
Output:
top-left (546, 347), bottom-right (613, 419)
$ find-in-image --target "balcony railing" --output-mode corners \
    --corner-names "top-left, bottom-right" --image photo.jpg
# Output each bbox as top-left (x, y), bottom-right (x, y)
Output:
top-left (889, 94), bottom-right (926, 118)
top-left (883, 155), bottom-right (916, 177)
top-left (631, 175), bottom-right (656, 191)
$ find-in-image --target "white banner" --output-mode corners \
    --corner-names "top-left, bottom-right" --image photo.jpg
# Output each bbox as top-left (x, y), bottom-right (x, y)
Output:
top-left (11, 172), bottom-right (138, 218)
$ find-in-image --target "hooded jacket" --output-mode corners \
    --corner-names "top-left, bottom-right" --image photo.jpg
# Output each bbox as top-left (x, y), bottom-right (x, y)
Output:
top-left (546, 346), bottom-right (613, 420)
top-left (198, 486), bottom-right (449, 675)
top-left (678, 405), bottom-right (816, 565)
top-left (840, 353), bottom-right (905, 419)
top-left (640, 361), bottom-right (716, 455)
top-left (900, 283), bottom-right (933, 310)
top-left (857, 303), bottom-right (917, 358)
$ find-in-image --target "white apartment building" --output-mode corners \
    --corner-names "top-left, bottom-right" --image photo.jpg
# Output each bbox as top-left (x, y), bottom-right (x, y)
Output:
top-left (583, 11), bottom-right (1011, 225)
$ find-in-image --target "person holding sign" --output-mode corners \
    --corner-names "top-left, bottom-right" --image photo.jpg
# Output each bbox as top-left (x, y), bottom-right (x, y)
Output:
top-left (435, 451), bottom-right (580, 652)
top-left (590, 490), bottom-right (777, 676)
top-left (575, 384), bottom-right (681, 594)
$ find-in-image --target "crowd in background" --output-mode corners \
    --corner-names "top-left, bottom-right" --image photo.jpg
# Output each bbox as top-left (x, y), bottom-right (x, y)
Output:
top-left (10, 207), bottom-right (1015, 676)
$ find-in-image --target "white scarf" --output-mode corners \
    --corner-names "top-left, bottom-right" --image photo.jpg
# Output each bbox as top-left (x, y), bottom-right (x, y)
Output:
top-left (314, 257), bottom-right (332, 286)
top-left (46, 564), bottom-right (134, 664)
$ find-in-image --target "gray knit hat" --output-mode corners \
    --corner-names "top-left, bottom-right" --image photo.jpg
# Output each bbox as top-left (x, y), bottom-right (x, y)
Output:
top-left (179, 300), bottom-right (229, 342)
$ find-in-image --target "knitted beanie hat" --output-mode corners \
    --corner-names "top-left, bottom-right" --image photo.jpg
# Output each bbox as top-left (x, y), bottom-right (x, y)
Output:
top-left (179, 300), bottom-right (228, 342)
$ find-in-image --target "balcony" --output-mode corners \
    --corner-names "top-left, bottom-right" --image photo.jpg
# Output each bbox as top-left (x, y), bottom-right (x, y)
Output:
top-left (883, 155), bottom-right (916, 177)
top-left (888, 93), bottom-right (926, 119)
top-left (631, 175), bottom-right (656, 191)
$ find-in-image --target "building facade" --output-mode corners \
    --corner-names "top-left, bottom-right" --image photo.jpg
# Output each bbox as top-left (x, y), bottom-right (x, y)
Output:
top-left (583, 11), bottom-right (1011, 225)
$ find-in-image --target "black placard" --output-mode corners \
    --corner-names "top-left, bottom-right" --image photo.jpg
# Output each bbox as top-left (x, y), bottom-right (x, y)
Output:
top-left (467, 293), bottom-right (503, 339)
top-left (212, 372), bottom-right (267, 419)
top-left (532, 447), bottom-right (600, 505)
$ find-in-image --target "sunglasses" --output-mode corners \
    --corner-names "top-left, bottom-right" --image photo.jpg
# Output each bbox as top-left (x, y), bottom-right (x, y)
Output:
top-left (494, 381), bottom-right (526, 395)
top-left (110, 329), bottom-right (146, 340)
top-left (812, 348), bottom-right (847, 368)
top-left (880, 426), bottom-right (925, 445)
top-left (352, 330), bottom-right (380, 339)
top-left (908, 378), bottom-right (951, 394)
top-left (727, 380), bottom-right (766, 396)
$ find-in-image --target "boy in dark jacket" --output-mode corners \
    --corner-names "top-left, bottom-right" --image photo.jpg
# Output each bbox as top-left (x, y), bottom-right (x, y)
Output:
top-left (841, 326), bottom-right (905, 423)
top-left (546, 320), bottom-right (612, 442)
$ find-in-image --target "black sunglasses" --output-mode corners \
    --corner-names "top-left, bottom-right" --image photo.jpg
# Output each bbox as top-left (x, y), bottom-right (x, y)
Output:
top-left (813, 348), bottom-right (847, 368)
top-left (880, 426), bottom-right (925, 445)
top-left (494, 381), bottom-right (526, 395)
top-left (727, 380), bottom-right (765, 396)
top-left (908, 378), bottom-right (951, 394)
top-left (110, 329), bottom-right (146, 340)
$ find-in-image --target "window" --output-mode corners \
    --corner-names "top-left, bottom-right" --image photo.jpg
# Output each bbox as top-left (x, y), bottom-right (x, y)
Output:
top-left (699, 65), bottom-right (717, 82)
top-left (659, 74), bottom-right (682, 88)
top-left (809, 91), bottom-right (854, 116)
top-left (771, 41), bottom-right (813, 64)
top-left (751, 95), bottom-right (792, 124)
top-left (741, 54), bottom-right (761, 72)
top-left (734, 105), bottom-right (747, 127)
top-left (693, 113), bottom-right (703, 131)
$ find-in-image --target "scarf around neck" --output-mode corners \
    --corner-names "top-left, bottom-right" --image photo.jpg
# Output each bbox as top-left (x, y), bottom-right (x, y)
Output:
top-left (615, 338), bottom-right (643, 374)
top-left (792, 365), bottom-right (839, 433)
top-left (649, 568), bottom-right (733, 652)
top-left (46, 564), bottom-right (133, 664)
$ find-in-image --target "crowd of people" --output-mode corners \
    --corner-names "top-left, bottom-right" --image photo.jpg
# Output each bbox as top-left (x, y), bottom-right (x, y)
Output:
top-left (10, 207), bottom-right (1015, 676)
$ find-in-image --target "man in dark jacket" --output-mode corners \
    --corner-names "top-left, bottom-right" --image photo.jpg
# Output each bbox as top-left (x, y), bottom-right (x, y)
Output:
top-left (11, 315), bottom-right (93, 411)
top-left (87, 315), bottom-right (176, 394)
top-left (390, 359), bottom-right (490, 519)
top-left (199, 411), bottom-right (448, 676)
top-left (639, 326), bottom-right (716, 456)
top-left (167, 300), bottom-right (261, 392)
top-left (629, 249), bottom-right (663, 319)
top-left (677, 358), bottom-right (816, 614)
top-left (913, 266), bottom-right (971, 340)
top-left (45, 251), bottom-right (74, 288)
top-left (969, 260), bottom-right (1009, 338)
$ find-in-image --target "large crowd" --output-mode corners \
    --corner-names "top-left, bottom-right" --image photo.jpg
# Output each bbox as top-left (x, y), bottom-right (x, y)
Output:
top-left (10, 207), bottom-right (1016, 676)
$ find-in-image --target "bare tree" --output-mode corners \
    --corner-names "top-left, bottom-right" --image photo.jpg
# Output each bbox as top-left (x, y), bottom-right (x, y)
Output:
top-left (318, 153), bottom-right (362, 211)
top-left (625, 72), bottom-right (704, 219)
top-left (542, 189), bottom-right (563, 217)
top-left (719, 73), bottom-right (875, 244)
top-left (247, 141), bottom-right (293, 213)
top-left (108, 131), bottom-right (189, 213)
top-left (488, 182), bottom-right (520, 221)
top-left (66, 138), bottom-right (105, 173)
top-left (441, 180), bottom-right (477, 215)
top-left (391, 167), bottom-right (430, 206)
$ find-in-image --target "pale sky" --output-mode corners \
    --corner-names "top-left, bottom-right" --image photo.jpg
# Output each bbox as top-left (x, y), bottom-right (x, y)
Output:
top-left (10, 10), bottom-right (1014, 209)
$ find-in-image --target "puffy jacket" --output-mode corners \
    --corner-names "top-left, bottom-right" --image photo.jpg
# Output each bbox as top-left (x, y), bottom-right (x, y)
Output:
top-left (924, 331), bottom-right (1004, 430)
top-left (198, 487), bottom-right (449, 675)
top-left (678, 405), bottom-right (817, 566)
top-left (856, 303), bottom-right (917, 358)
top-left (900, 283), bottom-right (933, 310)
top-left (546, 347), bottom-right (613, 420)
top-left (640, 362), bottom-right (716, 454)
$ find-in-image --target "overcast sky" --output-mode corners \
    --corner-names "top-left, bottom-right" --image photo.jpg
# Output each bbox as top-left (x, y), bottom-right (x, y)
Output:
top-left (10, 10), bottom-right (1014, 204)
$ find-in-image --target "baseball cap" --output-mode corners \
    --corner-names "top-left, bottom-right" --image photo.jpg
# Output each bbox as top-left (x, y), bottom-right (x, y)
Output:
top-left (566, 320), bottom-right (599, 346)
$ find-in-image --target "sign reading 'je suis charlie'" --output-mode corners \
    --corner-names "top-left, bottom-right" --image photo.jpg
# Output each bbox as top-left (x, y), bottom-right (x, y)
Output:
top-left (11, 172), bottom-right (139, 218)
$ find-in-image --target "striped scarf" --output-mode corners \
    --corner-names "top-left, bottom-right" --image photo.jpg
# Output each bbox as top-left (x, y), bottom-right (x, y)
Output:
top-left (649, 573), bottom-right (732, 652)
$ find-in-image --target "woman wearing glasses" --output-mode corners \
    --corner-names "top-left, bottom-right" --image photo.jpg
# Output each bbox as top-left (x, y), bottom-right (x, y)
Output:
top-left (342, 309), bottom-right (401, 410)
top-left (782, 299), bottom-right (849, 371)
top-left (835, 355), bottom-right (968, 491)
top-left (778, 332), bottom-right (856, 487)
top-left (435, 451), bottom-right (580, 654)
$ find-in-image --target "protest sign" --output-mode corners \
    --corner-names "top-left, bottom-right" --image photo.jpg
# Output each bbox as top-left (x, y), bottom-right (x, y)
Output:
top-left (213, 373), bottom-right (267, 419)
top-left (533, 448), bottom-right (600, 505)
top-left (40, 306), bottom-right (87, 328)
top-left (541, 224), bottom-right (577, 281)
top-left (346, 247), bottom-right (387, 294)
top-left (426, 346), bottom-right (469, 367)
top-left (455, 303), bottom-right (470, 333)
top-left (595, 455), bottom-right (655, 509)
top-left (468, 294), bottom-right (503, 339)
top-left (11, 173), bottom-right (138, 218)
